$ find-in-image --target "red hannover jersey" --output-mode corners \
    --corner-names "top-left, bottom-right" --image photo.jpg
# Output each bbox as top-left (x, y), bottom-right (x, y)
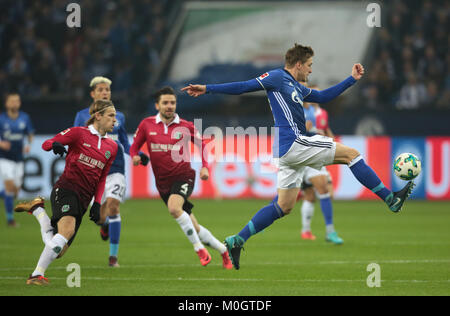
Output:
top-left (42, 126), bottom-right (118, 209)
top-left (315, 107), bottom-right (329, 135)
top-left (130, 114), bottom-right (208, 194)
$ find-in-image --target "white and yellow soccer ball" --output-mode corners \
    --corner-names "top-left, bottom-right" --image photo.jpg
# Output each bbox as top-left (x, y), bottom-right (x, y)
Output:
top-left (393, 153), bottom-right (422, 181)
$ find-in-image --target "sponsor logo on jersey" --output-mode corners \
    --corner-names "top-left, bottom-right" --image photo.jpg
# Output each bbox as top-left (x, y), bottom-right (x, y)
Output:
top-left (150, 143), bottom-right (181, 152)
top-left (78, 153), bottom-right (106, 169)
top-left (105, 151), bottom-right (111, 159)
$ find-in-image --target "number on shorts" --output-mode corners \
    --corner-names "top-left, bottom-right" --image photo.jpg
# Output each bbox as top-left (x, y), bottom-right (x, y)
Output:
top-left (112, 184), bottom-right (125, 198)
top-left (180, 183), bottom-right (189, 195)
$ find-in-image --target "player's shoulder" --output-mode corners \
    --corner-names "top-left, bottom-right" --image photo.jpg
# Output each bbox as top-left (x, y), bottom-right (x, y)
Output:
top-left (141, 115), bottom-right (157, 125)
top-left (76, 107), bottom-right (90, 115)
top-left (105, 136), bottom-right (119, 149)
top-left (115, 110), bottom-right (125, 120)
top-left (178, 116), bottom-right (193, 127)
top-left (257, 68), bottom-right (284, 81)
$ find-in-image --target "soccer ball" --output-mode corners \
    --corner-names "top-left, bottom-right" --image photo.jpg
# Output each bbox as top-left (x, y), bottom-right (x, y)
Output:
top-left (393, 153), bottom-right (421, 181)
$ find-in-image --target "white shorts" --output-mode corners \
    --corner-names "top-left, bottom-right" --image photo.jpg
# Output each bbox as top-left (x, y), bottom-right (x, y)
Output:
top-left (0, 159), bottom-right (24, 187)
top-left (101, 173), bottom-right (126, 204)
top-left (303, 166), bottom-right (330, 185)
top-left (276, 135), bottom-right (336, 189)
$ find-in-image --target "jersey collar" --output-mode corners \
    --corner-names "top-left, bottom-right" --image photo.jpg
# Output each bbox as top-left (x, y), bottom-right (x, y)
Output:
top-left (88, 124), bottom-right (109, 139)
top-left (155, 113), bottom-right (180, 126)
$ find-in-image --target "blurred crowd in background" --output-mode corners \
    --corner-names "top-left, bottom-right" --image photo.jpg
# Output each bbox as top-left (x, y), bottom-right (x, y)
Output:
top-left (362, 0), bottom-right (449, 111)
top-left (0, 0), bottom-right (173, 108)
top-left (0, 0), bottom-right (448, 134)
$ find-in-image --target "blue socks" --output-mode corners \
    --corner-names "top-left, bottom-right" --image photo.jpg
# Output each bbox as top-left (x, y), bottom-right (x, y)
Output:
top-left (349, 156), bottom-right (392, 202)
top-left (238, 198), bottom-right (284, 242)
top-left (318, 193), bottom-right (333, 226)
top-left (4, 193), bottom-right (14, 222)
top-left (108, 215), bottom-right (121, 257)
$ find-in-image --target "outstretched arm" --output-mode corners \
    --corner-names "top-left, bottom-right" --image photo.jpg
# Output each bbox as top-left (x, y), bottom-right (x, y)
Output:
top-left (181, 79), bottom-right (263, 97)
top-left (305, 64), bottom-right (365, 104)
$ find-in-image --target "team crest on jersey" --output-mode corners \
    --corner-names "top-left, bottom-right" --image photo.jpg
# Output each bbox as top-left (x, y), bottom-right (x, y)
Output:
top-left (19, 121), bottom-right (25, 129)
top-left (291, 89), bottom-right (303, 105)
top-left (61, 205), bottom-right (70, 213)
top-left (173, 132), bottom-right (182, 140)
top-left (105, 151), bottom-right (111, 159)
top-left (258, 73), bottom-right (269, 80)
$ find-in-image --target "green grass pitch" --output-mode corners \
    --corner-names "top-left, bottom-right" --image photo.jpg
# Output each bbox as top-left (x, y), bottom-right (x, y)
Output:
top-left (0, 199), bottom-right (449, 296)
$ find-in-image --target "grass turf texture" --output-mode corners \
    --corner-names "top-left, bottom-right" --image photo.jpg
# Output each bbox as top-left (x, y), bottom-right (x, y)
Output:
top-left (0, 199), bottom-right (449, 296)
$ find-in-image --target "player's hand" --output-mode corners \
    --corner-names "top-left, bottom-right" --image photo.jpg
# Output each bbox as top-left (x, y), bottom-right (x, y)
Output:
top-left (52, 142), bottom-right (67, 157)
top-left (181, 84), bottom-right (207, 97)
top-left (89, 202), bottom-right (101, 224)
top-left (0, 141), bottom-right (11, 151)
top-left (351, 63), bottom-right (365, 80)
top-left (132, 155), bottom-right (141, 166)
top-left (139, 152), bottom-right (150, 166)
top-left (200, 167), bottom-right (209, 181)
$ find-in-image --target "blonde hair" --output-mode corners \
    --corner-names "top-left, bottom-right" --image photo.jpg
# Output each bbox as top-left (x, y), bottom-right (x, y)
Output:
top-left (90, 76), bottom-right (112, 91)
top-left (86, 100), bottom-right (115, 126)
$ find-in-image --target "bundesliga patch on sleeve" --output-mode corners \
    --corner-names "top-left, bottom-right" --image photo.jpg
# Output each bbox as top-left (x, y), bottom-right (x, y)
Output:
top-left (258, 72), bottom-right (269, 80)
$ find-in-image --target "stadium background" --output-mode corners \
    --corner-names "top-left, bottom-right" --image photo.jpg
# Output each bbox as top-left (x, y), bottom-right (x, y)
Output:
top-left (0, 0), bottom-right (449, 200)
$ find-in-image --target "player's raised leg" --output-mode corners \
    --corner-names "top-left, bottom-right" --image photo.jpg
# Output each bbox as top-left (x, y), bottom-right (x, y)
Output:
top-left (334, 143), bottom-right (414, 212)
top-left (15, 197), bottom-right (54, 245)
top-left (168, 194), bottom-right (211, 266)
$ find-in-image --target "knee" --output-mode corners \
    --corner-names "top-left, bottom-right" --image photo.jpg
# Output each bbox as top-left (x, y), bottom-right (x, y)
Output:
top-left (345, 148), bottom-right (360, 164)
top-left (168, 205), bottom-right (183, 218)
top-left (277, 200), bottom-right (296, 215)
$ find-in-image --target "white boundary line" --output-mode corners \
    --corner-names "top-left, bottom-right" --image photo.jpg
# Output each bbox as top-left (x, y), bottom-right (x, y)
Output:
top-left (1, 259), bottom-right (449, 272)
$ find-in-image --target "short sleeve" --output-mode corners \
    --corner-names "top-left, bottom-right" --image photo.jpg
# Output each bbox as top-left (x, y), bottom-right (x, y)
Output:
top-left (255, 70), bottom-right (283, 91)
top-left (298, 83), bottom-right (312, 99)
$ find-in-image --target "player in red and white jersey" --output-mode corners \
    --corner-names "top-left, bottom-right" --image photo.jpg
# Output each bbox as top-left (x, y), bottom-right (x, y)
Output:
top-left (130, 86), bottom-right (232, 269)
top-left (314, 103), bottom-right (334, 139)
top-left (299, 83), bottom-right (342, 244)
top-left (14, 100), bottom-right (118, 285)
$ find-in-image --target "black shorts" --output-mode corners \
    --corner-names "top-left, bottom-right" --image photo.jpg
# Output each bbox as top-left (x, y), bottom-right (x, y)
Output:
top-left (50, 187), bottom-right (87, 246)
top-left (159, 179), bottom-right (195, 214)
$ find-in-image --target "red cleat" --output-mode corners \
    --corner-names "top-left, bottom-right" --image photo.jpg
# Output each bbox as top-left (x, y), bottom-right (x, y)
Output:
top-left (196, 248), bottom-right (211, 267)
top-left (26, 275), bottom-right (49, 286)
top-left (301, 231), bottom-right (316, 241)
top-left (221, 251), bottom-right (233, 270)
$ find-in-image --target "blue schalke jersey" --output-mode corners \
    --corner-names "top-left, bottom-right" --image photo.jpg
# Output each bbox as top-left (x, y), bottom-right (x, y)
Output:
top-left (206, 67), bottom-right (356, 158)
top-left (0, 111), bottom-right (34, 162)
top-left (255, 69), bottom-right (313, 157)
top-left (74, 108), bottom-right (130, 175)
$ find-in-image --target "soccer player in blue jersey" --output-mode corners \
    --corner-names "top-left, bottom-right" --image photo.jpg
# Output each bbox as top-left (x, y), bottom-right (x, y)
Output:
top-left (0, 93), bottom-right (34, 227)
top-left (74, 76), bottom-right (149, 267)
top-left (182, 44), bottom-right (414, 270)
